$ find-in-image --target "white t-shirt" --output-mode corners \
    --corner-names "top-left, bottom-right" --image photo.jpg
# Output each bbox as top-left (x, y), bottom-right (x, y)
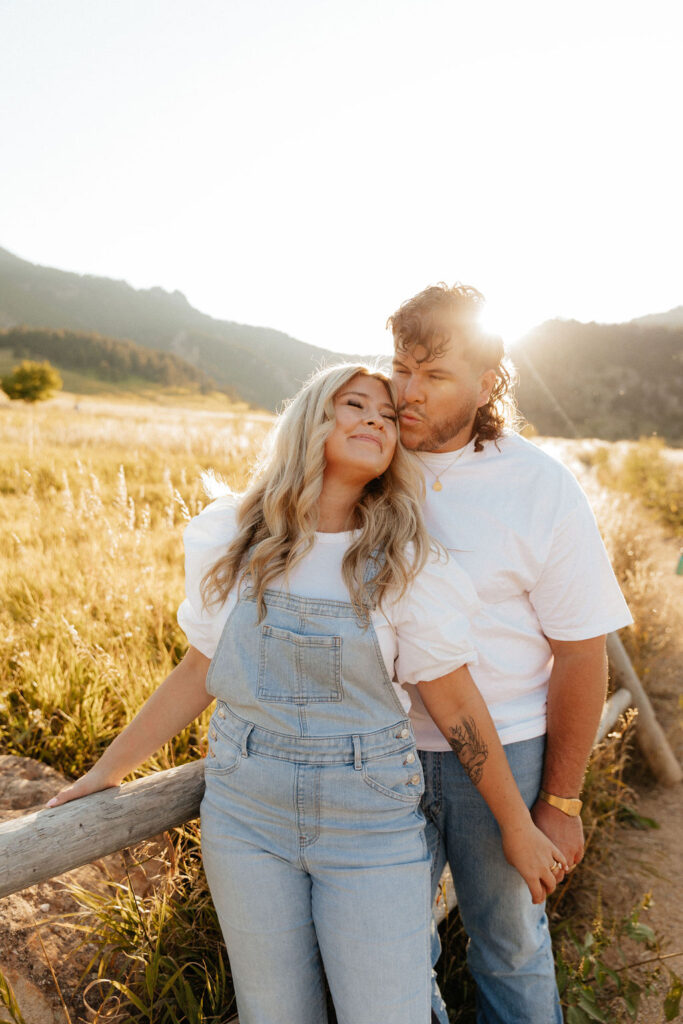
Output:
top-left (408, 432), bottom-right (633, 748)
top-left (178, 495), bottom-right (480, 713)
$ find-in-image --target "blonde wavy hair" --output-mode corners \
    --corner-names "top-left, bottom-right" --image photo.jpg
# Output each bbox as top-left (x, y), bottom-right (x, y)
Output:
top-left (201, 363), bottom-right (432, 622)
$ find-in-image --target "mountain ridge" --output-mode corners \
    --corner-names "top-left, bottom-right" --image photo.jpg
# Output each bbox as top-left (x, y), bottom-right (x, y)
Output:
top-left (629, 306), bottom-right (683, 330)
top-left (1, 245), bottom-right (680, 443)
top-left (0, 245), bottom-right (345, 410)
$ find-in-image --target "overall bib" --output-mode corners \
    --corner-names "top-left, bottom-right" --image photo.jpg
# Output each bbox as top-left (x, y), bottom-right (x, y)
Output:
top-left (200, 584), bottom-right (432, 1024)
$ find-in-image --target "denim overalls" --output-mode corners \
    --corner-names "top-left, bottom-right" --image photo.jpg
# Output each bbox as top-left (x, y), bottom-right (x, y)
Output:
top-left (200, 581), bottom-right (432, 1024)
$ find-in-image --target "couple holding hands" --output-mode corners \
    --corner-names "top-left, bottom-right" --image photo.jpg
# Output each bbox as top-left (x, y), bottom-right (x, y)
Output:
top-left (49, 283), bottom-right (631, 1023)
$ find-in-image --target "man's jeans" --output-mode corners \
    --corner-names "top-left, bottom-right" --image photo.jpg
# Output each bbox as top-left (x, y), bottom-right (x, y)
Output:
top-left (421, 735), bottom-right (563, 1024)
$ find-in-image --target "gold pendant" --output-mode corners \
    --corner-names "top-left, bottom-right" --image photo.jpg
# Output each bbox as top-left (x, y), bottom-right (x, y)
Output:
top-left (433, 479), bottom-right (443, 492)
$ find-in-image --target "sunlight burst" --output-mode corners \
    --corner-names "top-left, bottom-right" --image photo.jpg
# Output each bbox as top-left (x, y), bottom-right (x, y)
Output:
top-left (479, 301), bottom-right (540, 348)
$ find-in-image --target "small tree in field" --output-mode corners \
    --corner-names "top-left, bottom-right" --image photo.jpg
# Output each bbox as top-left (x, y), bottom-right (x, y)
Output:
top-left (1, 360), bottom-right (63, 458)
top-left (1, 359), bottom-right (63, 402)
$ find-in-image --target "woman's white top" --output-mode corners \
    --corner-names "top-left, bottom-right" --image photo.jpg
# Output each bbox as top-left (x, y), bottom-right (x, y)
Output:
top-left (178, 495), bottom-right (479, 713)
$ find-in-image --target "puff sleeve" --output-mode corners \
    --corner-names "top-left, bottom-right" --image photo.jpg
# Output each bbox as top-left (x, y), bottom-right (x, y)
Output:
top-left (389, 550), bottom-right (480, 685)
top-left (177, 495), bottom-right (239, 659)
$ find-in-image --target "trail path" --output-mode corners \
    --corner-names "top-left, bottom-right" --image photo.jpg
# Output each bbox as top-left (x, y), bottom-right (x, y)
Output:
top-left (542, 439), bottom-right (683, 1021)
top-left (592, 525), bottom-right (683, 1023)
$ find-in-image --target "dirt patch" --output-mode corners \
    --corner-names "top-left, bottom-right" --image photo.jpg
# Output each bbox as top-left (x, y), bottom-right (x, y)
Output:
top-left (594, 515), bottom-right (683, 1022)
top-left (0, 756), bottom-right (168, 1023)
top-left (544, 439), bottom-right (683, 1021)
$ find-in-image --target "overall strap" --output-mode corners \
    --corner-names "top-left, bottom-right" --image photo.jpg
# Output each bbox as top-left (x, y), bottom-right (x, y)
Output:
top-left (361, 548), bottom-right (385, 611)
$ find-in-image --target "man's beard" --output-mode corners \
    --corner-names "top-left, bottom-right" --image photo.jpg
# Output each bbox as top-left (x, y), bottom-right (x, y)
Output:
top-left (401, 403), bottom-right (478, 452)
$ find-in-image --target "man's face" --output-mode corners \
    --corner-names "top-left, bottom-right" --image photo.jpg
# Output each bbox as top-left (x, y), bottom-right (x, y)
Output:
top-left (391, 341), bottom-right (494, 453)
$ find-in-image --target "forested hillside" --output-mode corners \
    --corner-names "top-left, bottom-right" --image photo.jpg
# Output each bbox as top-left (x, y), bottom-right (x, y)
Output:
top-left (0, 327), bottom-right (216, 391)
top-left (515, 319), bottom-right (683, 444)
top-left (0, 246), bottom-right (341, 409)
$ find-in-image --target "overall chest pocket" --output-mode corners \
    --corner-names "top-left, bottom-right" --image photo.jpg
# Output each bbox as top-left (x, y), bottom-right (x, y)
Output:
top-left (257, 624), bottom-right (343, 703)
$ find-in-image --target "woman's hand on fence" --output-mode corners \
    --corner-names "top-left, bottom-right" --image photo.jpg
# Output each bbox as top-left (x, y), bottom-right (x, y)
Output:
top-left (500, 820), bottom-right (569, 904)
top-left (45, 766), bottom-right (121, 808)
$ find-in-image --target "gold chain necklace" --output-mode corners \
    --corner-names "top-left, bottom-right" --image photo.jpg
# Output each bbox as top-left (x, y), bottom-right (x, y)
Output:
top-left (415, 447), bottom-right (468, 491)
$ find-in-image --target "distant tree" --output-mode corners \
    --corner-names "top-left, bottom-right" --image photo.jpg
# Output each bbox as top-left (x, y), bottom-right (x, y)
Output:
top-left (1, 359), bottom-right (63, 402)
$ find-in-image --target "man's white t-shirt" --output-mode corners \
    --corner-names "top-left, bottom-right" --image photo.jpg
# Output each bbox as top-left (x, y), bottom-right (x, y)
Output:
top-left (178, 496), bottom-right (480, 713)
top-left (408, 432), bottom-right (633, 749)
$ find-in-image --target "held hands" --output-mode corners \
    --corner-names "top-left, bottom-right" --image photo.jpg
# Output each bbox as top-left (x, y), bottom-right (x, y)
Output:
top-left (45, 765), bottom-right (121, 808)
top-left (531, 797), bottom-right (585, 883)
top-left (500, 816), bottom-right (570, 904)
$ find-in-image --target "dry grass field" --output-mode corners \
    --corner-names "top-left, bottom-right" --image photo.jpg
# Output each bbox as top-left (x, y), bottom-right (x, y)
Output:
top-left (0, 393), bottom-right (272, 777)
top-left (0, 392), bottom-right (681, 1023)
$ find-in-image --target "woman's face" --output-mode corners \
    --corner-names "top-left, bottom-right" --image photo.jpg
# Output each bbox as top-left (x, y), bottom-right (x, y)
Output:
top-left (324, 374), bottom-right (398, 485)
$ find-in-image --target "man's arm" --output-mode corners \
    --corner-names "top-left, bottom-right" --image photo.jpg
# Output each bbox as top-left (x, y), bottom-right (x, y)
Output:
top-left (531, 634), bottom-right (608, 874)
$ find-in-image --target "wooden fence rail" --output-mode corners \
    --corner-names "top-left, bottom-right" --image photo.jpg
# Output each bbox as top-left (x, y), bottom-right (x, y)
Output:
top-left (0, 761), bottom-right (205, 899)
top-left (1, 634), bottom-right (679, 901)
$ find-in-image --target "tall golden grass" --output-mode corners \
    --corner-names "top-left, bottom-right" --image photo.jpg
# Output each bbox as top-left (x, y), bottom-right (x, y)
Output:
top-left (0, 396), bottom-right (270, 779)
top-left (1, 399), bottom-right (680, 1022)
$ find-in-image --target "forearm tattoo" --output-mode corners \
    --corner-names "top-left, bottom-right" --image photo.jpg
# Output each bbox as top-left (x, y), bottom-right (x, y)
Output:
top-left (448, 717), bottom-right (489, 785)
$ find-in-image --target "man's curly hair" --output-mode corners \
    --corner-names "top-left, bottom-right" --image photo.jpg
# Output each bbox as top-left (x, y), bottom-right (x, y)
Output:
top-left (387, 282), bottom-right (519, 450)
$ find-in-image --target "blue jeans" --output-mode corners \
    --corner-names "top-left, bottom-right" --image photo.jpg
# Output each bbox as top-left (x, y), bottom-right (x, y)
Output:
top-left (421, 735), bottom-right (562, 1024)
top-left (201, 707), bottom-right (432, 1024)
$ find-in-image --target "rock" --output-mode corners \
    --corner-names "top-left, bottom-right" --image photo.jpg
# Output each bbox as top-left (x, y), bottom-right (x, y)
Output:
top-left (2, 892), bottom-right (35, 931)
top-left (0, 755), bottom-right (67, 818)
top-left (0, 965), bottom-right (66, 1024)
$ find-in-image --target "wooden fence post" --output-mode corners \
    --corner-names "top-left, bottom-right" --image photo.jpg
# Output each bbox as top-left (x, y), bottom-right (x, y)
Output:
top-left (606, 633), bottom-right (681, 786)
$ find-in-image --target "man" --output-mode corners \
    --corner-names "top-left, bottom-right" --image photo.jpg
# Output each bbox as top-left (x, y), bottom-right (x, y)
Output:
top-left (388, 283), bottom-right (632, 1024)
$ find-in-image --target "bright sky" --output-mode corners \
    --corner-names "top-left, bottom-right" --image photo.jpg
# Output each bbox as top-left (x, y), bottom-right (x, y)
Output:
top-left (1, 0), bottom-right (681, 354)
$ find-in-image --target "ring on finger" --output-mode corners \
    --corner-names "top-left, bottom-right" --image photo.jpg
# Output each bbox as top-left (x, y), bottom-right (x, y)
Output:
top-left (550, 859), bottom-right (563, 874)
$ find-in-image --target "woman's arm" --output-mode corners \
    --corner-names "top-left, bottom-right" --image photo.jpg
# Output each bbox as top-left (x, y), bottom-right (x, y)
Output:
top-left (417, 665), bottom-right (568, 903)
top-left (47, 646), bottom-right (213, 807)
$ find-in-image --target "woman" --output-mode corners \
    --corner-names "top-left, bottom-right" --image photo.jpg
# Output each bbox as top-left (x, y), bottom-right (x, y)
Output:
top-left (48, 364), bottom-right (566, 1024)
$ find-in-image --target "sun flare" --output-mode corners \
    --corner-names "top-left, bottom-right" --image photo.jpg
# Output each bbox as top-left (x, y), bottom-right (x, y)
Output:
top-left (479, 302), bottom-right (539, 348)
